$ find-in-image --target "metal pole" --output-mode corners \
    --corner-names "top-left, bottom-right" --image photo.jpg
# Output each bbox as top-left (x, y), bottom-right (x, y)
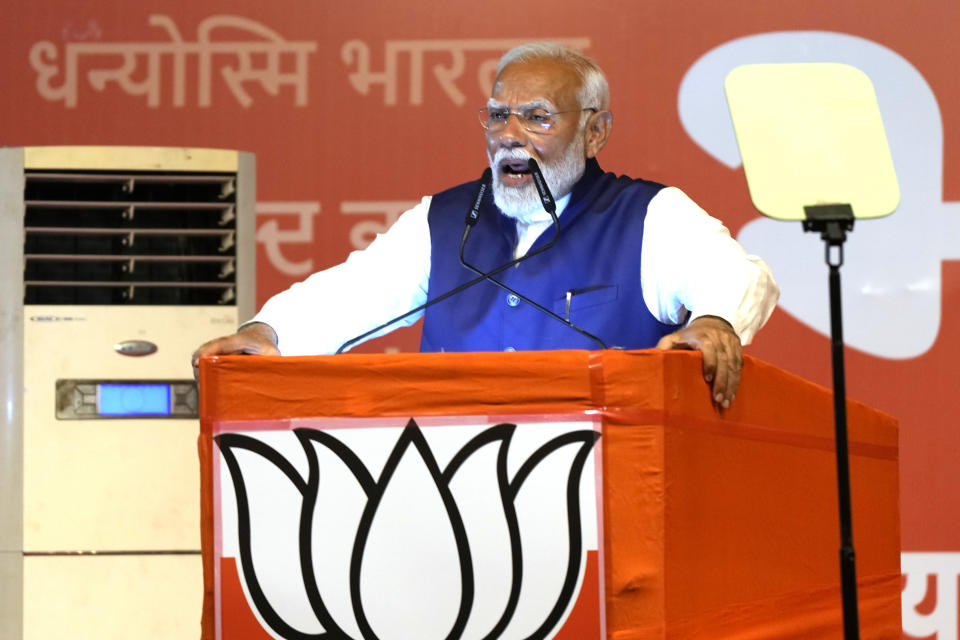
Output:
top-left (827, 243), bottom-right (859, 640)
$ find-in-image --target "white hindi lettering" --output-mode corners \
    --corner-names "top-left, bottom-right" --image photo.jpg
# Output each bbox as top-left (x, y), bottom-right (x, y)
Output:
top-left (255, 201), bottom-right (320, 276)
top-left (341, 38), bottom-right (591, 106)
top-left (341, 201), bottom-right (418, 250)
top-left (902, 552), bottom-right (960, 640)
top-left (29, 14), bottom-right (317, 108)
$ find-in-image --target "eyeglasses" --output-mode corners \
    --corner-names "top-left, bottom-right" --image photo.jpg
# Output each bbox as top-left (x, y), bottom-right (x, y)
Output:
top-left (478, 106), bottom-right (598, 134)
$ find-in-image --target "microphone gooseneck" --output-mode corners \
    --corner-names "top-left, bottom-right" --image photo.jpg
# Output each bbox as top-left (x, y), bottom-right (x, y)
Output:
top-left (336, 161), bottom-right (608, 354)
top-left (335, 168), bottom-right (500, 354)
top-left (459, 158), bottom-right (608, 350)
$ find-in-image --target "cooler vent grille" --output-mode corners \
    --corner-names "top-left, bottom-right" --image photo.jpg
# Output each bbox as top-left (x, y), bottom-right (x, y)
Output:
top-left (24, 170), bottom-right (238, 305)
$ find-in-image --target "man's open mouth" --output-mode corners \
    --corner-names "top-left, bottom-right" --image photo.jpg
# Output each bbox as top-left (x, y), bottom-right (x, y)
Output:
top-left (500, 159), bottom-right (532, 179)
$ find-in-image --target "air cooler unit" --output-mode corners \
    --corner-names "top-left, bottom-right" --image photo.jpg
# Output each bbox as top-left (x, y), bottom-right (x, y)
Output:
top-left (0, 146), bottom-right (255, 639)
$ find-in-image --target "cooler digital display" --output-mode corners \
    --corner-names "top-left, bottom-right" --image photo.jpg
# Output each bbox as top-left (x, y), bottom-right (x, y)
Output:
top-left (97, 383), bottom-right (172, 416)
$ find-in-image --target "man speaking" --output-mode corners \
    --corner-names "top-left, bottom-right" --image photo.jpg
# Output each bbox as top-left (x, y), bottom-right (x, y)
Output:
top-left (194, 42), bottom-right (779, 408)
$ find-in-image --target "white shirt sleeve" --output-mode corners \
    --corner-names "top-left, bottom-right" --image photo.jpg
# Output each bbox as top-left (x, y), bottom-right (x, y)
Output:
top-left (251, 197), bottom-right (433, 355)
top-left (640, 187), bottom-right (779, 345)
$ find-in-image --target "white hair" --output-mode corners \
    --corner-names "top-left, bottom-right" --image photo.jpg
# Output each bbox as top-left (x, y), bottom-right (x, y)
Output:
top-left (496, 42), bottom-right (610, 110)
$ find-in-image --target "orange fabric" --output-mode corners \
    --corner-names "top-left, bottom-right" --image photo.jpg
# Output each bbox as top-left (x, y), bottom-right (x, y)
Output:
top-left (198, 434), bottom-right (215, 640)
top-left (198, 349), bottom-right (901, 639)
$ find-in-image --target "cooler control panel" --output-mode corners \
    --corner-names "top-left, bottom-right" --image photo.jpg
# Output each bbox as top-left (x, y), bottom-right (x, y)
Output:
top-left (55, 379), bottom-right (198, 419)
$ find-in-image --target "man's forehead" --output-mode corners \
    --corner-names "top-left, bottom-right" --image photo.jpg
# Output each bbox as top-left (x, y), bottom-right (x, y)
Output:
top-left (490, 58), bottom-right (581, 107)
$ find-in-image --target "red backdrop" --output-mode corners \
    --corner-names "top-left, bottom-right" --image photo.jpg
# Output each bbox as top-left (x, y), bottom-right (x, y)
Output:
top-left (5, 2), bottom-right (958, 635)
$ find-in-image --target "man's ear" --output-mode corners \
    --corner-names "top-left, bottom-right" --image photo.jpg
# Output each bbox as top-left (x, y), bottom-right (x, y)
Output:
top-left (585, 110), bottom-right (613, 158)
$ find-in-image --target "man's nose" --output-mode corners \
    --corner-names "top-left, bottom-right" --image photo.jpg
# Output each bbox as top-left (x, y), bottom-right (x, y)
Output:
top-left (495, 113), bottom-right (528, 147)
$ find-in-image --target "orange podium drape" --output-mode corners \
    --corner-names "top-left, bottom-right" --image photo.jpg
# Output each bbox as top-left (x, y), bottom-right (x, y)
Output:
top-left (198, 349), bottom-right (901, 639)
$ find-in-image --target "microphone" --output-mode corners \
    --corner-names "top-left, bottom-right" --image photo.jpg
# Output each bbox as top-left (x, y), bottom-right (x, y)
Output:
top-left (461, 167), bottom-right (492, 248)
top-left (458, 158), bottom-right (607, 350)
top-left (465, 167), bottom-right (492, 227)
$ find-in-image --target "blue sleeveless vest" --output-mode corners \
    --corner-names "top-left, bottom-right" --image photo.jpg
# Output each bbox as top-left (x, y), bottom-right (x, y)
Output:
top-left (420, 159), bottom-right (678, 352)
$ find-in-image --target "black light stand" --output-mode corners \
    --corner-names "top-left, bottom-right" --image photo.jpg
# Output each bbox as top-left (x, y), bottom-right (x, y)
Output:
top-left (802, 203), bottom-right (859, 640)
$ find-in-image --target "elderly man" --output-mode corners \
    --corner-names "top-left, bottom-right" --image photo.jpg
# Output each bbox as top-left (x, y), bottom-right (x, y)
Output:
top-left (194, 43), bottom-right (778, 408)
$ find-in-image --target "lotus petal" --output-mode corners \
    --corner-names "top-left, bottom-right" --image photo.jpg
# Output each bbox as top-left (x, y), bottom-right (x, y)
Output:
top-left (352, 420), bottom-right (473, 640)
top-left (217, 433), bottom-right (326, 639)
top-left (442, 424), bottom-right (520, 640)
top-left (297, 429), bottom-right (377, 639)
top-left (500, 430), bottom-right (600, 639)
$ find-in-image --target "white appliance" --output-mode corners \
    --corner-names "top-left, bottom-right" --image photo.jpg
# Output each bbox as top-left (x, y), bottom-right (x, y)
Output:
top-left (0, 146), bottom-right (255, 639)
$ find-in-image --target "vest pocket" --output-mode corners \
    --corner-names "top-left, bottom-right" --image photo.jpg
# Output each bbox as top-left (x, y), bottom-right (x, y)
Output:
top-left (553, 284), bottom-right (620, 322)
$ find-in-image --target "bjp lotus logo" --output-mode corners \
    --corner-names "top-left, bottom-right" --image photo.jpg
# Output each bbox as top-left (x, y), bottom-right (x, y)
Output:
top-left (214, 417), bottom-right (604, 639)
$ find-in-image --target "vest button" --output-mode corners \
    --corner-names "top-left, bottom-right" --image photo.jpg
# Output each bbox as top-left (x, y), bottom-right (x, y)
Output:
top-left (506, 294), bottom-right (520, 307)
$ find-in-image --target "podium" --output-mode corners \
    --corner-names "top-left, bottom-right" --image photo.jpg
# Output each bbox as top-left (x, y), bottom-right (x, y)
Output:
top-left (197, 350), bottom-right (901, 639)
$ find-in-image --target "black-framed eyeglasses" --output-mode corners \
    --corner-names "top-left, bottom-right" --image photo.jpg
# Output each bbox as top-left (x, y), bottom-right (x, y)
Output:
top-left (478, 106), bottom-right (598, 134)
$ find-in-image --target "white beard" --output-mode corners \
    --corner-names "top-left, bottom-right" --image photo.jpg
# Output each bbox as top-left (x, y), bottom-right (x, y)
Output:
top-left (488, 134), bottom-right (586, 224)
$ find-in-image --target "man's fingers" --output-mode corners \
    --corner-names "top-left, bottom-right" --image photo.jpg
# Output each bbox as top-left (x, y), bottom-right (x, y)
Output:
top-left (710, 345), bottom-right (731, 407)
top-left (700, 340), bottom-right (718, 383)
top-left (700, 340), bottom-right (729, 406)
top-left (191, 332), bottom-right (280, 381)
top-left (656, 332), bottom-right (697, 352)
top-left (712, 339), bottom-right (742, 408)
top-left (191, 336), bottom-right (231, 380)
top-left (729, 346), bottom-right (744, 403)
top-left (656, 334), bottom-right (678, 350)
top-left (655, 318), bottom-right (745, 408)
top-left (724, 356), bottom-right (742, 407)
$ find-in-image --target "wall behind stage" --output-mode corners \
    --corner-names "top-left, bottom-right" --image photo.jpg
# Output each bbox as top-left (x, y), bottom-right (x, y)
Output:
top-left (3, 1), bottom-right (958, 635)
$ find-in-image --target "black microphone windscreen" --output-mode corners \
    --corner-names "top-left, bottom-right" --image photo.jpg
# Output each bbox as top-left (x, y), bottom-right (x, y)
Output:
top-left (465, 167), bottom-right (492, 227)
top-left (527, 158), bottom-right (556, 214)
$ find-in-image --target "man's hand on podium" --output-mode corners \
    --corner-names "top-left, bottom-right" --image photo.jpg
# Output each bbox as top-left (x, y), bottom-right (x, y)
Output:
top-left (656, 315), bottom-right (743, 409)
top-left (192, 322), bottom-right (280, 380)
